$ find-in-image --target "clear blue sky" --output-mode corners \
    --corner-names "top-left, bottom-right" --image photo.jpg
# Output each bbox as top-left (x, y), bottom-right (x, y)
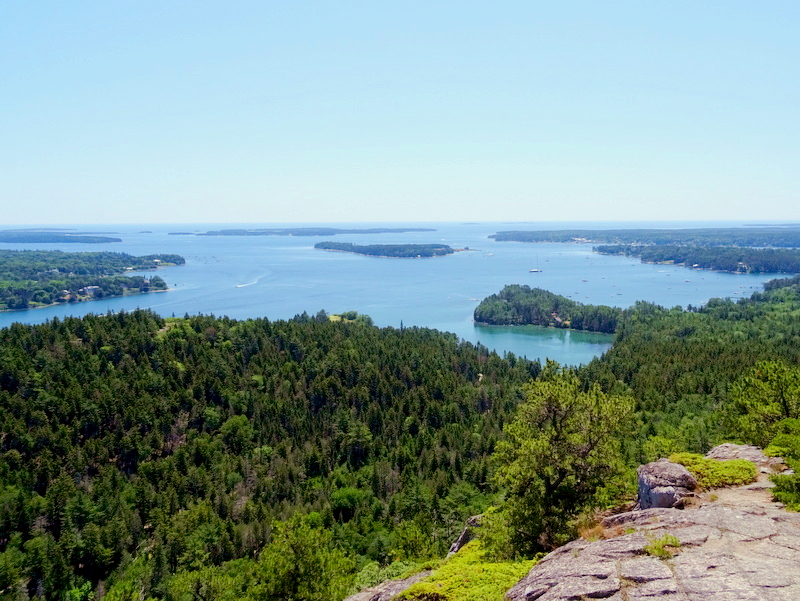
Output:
top-left (2, 1), bottom-right (798, 224)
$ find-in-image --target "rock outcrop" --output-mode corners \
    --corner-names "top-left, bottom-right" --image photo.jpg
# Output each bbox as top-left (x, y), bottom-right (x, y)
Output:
top-left (507, 445), bottom-right (799, 600)
top-left (447, 514), bottom-right (482, 556)
top-left (637, 458), bottom-right (698, 509)
top-left (344, 570), bottom-right (431, 601)
top-left (347, 446), bottom-right (799, 601)
top-left (705, 442), bottom-right (787, 473)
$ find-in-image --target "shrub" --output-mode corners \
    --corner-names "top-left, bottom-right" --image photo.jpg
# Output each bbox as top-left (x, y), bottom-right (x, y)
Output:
top-left (668, 453), bottom-right (757, 489)
top-left (643, 533), bottom-right (681, 558)
top-left (349, 560), bottom-right (420, 596)
top-left (396, 540), bottom-right (536, 601)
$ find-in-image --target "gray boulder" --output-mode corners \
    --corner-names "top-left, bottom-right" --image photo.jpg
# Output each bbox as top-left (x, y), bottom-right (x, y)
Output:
top-left (343, 570), bottom-right (431, 601)
top-left (448, 514), bottom-right (482, 556)
top-left (706, 442), bottom-right (786, 473)
top-left (637, 458), bottom-right (698, 509)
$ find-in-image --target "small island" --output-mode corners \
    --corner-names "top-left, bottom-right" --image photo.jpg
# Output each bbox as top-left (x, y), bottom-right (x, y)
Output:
top-left (474, 284), bottom-right (622, 333)
top-left (0, 250), bottom-right (185, 311)
top-left (188, 227), bottom-right (436, 237)
top-left (314, 242), bottom-right (455, 258)
top-left (0, 229), bottom-right (122, 243)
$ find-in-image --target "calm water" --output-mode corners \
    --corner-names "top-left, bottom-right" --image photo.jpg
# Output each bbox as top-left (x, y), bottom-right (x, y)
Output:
top-left (0, 221), bottom-right (778, 365)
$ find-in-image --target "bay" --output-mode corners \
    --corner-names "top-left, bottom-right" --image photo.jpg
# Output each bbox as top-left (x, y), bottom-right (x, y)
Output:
top-left (0, 221), bottom-right (778, 365)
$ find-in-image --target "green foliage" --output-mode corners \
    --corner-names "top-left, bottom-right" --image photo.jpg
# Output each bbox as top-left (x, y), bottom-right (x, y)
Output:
top-left (248, 513), bottom-right (355, 601)
top-left (580, 282), bottom-right (800, 460)
top-left (492, 362), bottom-right (635, 555)
top-left (0, 250), bottom-right (182, 310)
top-left (764, 419), bottom-right (800, 459)
top-left (0, 309), bottom-right (536, 598)
top-left (0, 230), bottom-right (121, 243)
top-left (349, 560), bottom-right (420, 596)
top-left (490, 226), bottom-right (800, 247)
top-left (771, 464), bottom-right (800, 511)
top-left (315, 242), bottom-right (454, 258)
top-left (643, 533), bottom-right (681, 558)
top-left (642, 436), bottom-right (681, 462)
top-left (764, 420), bottom-right (800, 510)
top-left (724, 361), bottom-right (800, 447)
top-left (474, 285), bottom-right (621, 333)
top-left (668, 453), bottom-right (757, 489)
top-left (397, 540), bottom-right (535, 601)
top-left (4, 265), bottom-right (800, 598)
top-left (596, 244), bottom-right (800, 274)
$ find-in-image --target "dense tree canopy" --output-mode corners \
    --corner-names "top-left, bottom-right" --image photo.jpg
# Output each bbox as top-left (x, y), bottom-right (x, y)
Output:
top-left (474, 285), bottom-right (621, 333)
top-left (595, 245), bottom-right (800, 274)
top-left (490, 227), bottom-right (800, 247)
top-left (0, 310), bottom-right (537, 599)
top-left (314, 242), bottom-right (455, 258)
top-left (0, 251), bottom-right (182, 310)
top-left (493, 363), bottom-right (634, 554)
top-left (2, 263), bottom-right (800, 598)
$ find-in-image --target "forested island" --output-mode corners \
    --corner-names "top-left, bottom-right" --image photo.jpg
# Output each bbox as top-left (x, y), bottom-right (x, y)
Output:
top-left (489, 226), bottom-right (800, 247)
top-left (2, 274), bottom-right (800, 598)
top-left (315, 242), bottom-right (455, 258)
top-left (177, 227), bottom-right (435, 237)
top-left (0, 230), bottom-right (122, 244)
top-left (595, 244), bottom-right (800, 274)
top-left (474, 284), bottom-right (622, 333)
top-left (0, 251), bottom-right (184, 310)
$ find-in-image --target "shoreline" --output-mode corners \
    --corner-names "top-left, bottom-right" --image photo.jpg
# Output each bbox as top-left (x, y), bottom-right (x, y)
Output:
top-left (0, 288), bottom-right (171, 314)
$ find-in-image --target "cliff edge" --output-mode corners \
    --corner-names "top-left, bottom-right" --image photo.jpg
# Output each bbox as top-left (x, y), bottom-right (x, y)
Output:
top-left (506, 445), bottom-right (799, 601)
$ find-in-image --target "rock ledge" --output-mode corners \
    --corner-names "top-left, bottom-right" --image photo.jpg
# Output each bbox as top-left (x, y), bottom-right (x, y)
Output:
top-left (506, 445), bottom-right (799, 600)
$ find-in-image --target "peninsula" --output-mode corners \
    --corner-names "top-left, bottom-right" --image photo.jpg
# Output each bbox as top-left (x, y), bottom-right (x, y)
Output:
top-left (0, 250), bottom-right (184, 310)
top-left (489, 226), bottom-right (800, 247)
top-left (0, 229), bottom-right (122, 243)
top-left (595, 244), bottom-right (800, 274)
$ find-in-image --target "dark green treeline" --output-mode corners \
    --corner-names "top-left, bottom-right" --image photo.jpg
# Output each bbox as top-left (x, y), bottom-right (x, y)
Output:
top-left (0, 311), bottom-right (537, 598)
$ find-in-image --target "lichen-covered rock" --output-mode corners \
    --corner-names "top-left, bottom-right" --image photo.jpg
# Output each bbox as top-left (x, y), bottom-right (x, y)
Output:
top-left (506, 461), bottom-right (800, 601)
top-left (447, 514), bottom-right (482, 556)
top-left (343, 570), bottom-right (431, 601)
top-left (637, 458), bottom-right (698, 509)
top-left (706, 443), bottom-right (786, 473)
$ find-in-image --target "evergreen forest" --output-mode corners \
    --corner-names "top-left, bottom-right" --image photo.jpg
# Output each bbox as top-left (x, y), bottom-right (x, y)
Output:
top-left (595, 244), bottom-right (800, 274)
top-left (489, 226), bottom-right (800, 247)
top-left (2, 273), bottom-right (800, 598)
top-left (314, 243), bottom-right (455, 258)
top-left (474, 285), bottom-right (621, 333)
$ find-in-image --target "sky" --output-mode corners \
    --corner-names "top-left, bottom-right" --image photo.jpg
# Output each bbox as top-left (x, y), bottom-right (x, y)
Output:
top-left (1, 1), bottom-right (799, 225)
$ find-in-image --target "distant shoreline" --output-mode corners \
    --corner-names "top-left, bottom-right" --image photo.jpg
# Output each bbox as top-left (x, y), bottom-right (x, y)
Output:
top-left (318, 247), bottom-right (473, 259)
top-left (0, 288), bottom-right (170, 314)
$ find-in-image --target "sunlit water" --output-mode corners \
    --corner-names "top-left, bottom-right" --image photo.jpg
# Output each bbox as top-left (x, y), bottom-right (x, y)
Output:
top-left (0, 221), bottom-right (779, 365)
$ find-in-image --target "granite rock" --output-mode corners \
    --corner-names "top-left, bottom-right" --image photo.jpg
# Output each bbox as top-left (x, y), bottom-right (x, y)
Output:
top-left (637, 459), bottom-right (698, 509)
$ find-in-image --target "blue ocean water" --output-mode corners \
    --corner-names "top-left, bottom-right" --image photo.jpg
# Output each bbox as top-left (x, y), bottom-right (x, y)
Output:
top-left (0, 221), bottom-right (779, 365)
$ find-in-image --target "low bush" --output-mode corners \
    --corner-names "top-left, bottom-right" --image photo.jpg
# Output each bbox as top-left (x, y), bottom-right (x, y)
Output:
top-left (643, 533), bottom-right (681, 558)
top-left (397, 540), bottom-right (536, 601)
top-left (668, 453), bottom-right (757, 489)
